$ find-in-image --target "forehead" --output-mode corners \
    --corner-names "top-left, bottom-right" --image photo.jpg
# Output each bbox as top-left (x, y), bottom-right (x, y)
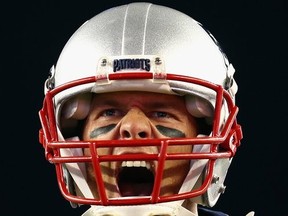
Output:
top-left (91, 91), bottom-right (185, 107)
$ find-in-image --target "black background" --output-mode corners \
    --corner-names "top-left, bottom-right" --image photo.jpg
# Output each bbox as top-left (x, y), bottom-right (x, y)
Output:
top-left (3, 0), bottom-right (288, 215)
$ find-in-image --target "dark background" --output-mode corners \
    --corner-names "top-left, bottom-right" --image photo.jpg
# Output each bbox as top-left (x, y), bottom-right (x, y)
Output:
top-left (3, 0), bottom-right (287, 215)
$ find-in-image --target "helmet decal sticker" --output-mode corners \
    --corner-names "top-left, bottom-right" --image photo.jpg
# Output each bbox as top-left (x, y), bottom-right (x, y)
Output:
top-left (113, 58), bottom-right (151, 72)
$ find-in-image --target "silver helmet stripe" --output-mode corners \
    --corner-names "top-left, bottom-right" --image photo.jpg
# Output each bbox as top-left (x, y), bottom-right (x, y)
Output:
top-left (121, 3), bottom-right (152, 55)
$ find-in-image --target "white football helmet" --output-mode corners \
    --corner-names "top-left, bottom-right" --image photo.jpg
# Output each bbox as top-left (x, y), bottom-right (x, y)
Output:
top-left (39, 2), bottom-right (242, 216)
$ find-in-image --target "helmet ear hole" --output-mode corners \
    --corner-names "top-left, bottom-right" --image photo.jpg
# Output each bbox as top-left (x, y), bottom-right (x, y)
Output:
top-left (60, 93), bottom-right (92, 138)
top-left (185, 95), bottom-right (214, 118)
top-left (62, 93), bottom-right (92, 120)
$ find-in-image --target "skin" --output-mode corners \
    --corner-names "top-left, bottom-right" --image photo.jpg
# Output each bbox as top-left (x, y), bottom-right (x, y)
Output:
top-left (82, 91), bottom-right (199, 202)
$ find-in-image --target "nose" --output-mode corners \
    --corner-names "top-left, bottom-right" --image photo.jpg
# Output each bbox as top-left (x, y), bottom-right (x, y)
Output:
top-left (119, 108), bottom-right (152, 139)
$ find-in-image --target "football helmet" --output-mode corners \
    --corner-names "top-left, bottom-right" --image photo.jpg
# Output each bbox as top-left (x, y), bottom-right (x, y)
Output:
top-left (38, 2), bottom-right (242, 216)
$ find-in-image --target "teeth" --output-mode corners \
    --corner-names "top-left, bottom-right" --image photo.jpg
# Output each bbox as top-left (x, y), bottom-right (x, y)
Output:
top-left (121, 161), bottom-right (151, 169)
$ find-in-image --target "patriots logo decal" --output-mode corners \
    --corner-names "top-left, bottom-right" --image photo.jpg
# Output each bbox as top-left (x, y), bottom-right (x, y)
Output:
top-left (113, 58), bottom-right (151, 72)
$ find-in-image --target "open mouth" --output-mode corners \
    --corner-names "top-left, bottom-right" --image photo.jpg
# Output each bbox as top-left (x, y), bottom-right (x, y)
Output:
top-left (117, 161), bottom-right (154, 197)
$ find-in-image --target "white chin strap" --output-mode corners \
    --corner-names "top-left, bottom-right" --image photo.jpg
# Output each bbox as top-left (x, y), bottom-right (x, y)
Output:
top-left (58, 131), bottom-right (94, 199)
top-left (58, 129), bottom-right (209, 216)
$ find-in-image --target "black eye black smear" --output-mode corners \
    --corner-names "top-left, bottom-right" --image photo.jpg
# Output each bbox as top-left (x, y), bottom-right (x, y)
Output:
top-left (90, 124), bottom-right (117, 138)
top-left (156, 125), bottom-right (185, 138)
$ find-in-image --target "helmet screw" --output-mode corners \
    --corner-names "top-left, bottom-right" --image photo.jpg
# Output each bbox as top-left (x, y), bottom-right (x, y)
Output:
top-left (101, 58), bottom-right (107, 66)
top-left (219, 184), bottom-right (226, 194)
top-left (45, 65), bottom-right (55, 90)
top-left (212, 175), bottom-right (220, 184)
top-left (155, 57), bottom-right (162, 65)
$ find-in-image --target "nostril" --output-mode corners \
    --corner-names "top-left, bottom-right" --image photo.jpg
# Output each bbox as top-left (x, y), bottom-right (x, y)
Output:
top-left (123, 131), bottom-right (131, 138)
top-left (122, 131), bottom-right (147, 139)
top-left (138, 131), bottom-right (147, 138)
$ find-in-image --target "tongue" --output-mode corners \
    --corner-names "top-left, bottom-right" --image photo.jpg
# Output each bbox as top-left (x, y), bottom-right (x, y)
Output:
top-left (119, 182), bottom-right (153, 196)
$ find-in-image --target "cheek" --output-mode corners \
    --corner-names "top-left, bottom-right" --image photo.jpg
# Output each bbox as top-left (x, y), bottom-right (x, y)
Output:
top-left (161, 146), bottom-right (192, 195)
top-left (165, 145), bottom-right (192, 175)
top-left (167, 145), bottom-right (192, 154)
top-left (183, 119), bottom-right (198, 138)
top-left (165, 145), bottom-right (192, 174)
top-left (83, 147), bottom-right (111, 157)
top-left (82, 121), bottom-right (92, 140)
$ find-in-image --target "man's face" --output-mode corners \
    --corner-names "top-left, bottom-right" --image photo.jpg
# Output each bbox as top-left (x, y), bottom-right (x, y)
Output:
top-left (82, 91), bottom-right (198, 199)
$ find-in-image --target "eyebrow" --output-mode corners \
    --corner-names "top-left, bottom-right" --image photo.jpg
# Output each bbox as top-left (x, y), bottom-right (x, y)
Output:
top-left (93, 98), bottom-right (178, 110)
top-left (92, 99), bottom-right (121, 107)
top-left (146, 102), bottom-right (176, 109)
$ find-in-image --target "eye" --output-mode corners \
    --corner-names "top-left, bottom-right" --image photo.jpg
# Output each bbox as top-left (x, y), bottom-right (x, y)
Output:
top-left (101, 109), bottom-right (122, 117)
top-left (151, 111), bottom-right (171, 119)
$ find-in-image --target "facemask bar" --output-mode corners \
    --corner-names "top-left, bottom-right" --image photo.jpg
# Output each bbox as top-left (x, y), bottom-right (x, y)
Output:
top-left (38, 72), bottom-right (242, 206)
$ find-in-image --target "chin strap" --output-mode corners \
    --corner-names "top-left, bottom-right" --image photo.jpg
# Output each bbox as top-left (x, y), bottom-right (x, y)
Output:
top-left (178, 142), bottom-right (209, 195)
top-left (58, 130), bottom-right (94, 199)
